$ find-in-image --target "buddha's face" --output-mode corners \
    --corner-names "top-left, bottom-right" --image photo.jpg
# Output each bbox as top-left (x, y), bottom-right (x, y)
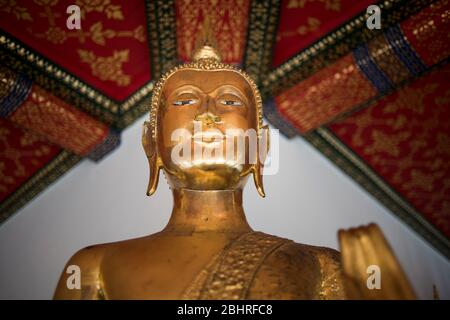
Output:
top-left (155, 69), bottom-right (260, 190)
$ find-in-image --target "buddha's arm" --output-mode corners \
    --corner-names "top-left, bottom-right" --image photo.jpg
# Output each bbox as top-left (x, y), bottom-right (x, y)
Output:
top-left (248, 242), bottom-right (339, 299)
top-left (249, 242), bottom-right (347, 299)
top-left (53, 246), bottom-right (105, 300)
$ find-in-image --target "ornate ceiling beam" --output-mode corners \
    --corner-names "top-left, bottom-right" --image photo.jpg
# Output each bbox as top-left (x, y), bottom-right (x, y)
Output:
top-left (145, 0), bottom-right (178, 80)
top-left (243, 0), bottom-right (281, 83)
top-left (261, 0), bottom-right (449, 137)
top-left (0, 64), bottom-right (120, 160)
top-left (259, 0), bottom-right (435, 100)
top-left (0, 31), bottom-right (120, 125)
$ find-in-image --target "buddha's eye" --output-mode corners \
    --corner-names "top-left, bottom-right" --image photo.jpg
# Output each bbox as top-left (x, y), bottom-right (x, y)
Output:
top-left (220, 100), bottom-right (242, 106)
top-left (172, 99), bottom-right (198, 106)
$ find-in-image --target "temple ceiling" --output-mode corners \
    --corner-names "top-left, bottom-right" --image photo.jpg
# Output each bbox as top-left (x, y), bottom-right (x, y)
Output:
top-left (0, 0), bottom-right (449, 258)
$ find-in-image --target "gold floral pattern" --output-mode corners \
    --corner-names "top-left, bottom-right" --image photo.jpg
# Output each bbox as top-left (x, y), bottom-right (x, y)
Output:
top-left (330, 66), bottom-right (450, 237)
top-left (78, 49), bottom-right (130, 86)
top-left (365, 130), bottom-right (411, 157)
top-left (75, 0), bottom-right (123, 20)
top-left (43, 26), bottom-right (67, 44)
top-left (33, 22), bottom-right (145, 45)
top-left (10, 0), bottom-right (142, 93)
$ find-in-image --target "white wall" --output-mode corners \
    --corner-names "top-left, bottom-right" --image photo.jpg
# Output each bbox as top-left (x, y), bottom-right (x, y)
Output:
top-left (0, 113), bottom-right (449, 299)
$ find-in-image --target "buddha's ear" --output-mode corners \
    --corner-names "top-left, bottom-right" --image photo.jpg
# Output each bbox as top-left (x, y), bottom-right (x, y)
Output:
top-left (142, 121), bottom-right (162, 196)
top-left (259, 125), bottom-right (270, 165)
top-left (252, 125), bottom-right (270, 198)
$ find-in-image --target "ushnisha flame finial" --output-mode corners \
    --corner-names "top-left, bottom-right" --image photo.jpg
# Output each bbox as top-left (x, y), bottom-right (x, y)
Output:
top-left (192, 16), bottom-right (221, 62)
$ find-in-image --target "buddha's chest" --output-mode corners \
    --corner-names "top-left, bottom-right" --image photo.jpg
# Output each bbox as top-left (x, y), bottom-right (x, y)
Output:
top-left (99, 248), bottom-right (218, 299)
top-left (97, 241), bottom-right (321, 300)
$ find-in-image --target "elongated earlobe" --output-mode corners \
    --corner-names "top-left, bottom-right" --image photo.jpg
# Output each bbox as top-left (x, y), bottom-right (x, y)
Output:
top-left (252, 164), bottom-right (265, 197)
top-left (252, 125), bottom-right (270, 198)
top-left (147, 156), bottom-right (162, 196)
top-left (142, 121), bottom-right (162, 196)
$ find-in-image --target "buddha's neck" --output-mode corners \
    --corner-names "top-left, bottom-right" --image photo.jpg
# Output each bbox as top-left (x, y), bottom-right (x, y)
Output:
top-left (162, 188), bottom-right (252, 234)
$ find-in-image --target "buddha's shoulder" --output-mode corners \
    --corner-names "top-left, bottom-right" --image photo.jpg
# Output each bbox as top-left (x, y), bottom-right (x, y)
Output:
top-left (66, 234), bottom-right (159, 268)
top-left (64, 243), bottom-right (109, 271)
top-left (247, 236), bottom-right (345, 299)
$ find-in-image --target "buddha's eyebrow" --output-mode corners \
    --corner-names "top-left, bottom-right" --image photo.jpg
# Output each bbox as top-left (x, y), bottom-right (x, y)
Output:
top-left (174, 90), bottom-right (197, 96)
top-left (214, 85), bottom-right (249, 104)
top-left (166, 85), bottom-right (202, 98)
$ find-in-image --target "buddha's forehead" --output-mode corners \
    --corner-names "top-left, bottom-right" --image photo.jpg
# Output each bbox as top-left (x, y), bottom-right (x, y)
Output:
top-left (162, 69), bottom-right (254, 98)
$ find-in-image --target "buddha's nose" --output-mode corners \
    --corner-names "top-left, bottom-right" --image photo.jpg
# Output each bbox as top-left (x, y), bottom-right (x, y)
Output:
top-left (195, 96), bottom-right (221, 126)
top-left (195, 112), bottom-right (221, 126)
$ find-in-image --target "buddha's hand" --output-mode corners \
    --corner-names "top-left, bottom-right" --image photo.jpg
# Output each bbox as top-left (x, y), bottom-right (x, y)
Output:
top-left (338, 223), bottom-right (416, 300)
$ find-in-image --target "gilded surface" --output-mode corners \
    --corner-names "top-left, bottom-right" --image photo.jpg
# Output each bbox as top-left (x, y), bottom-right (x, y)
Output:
top-left (54, 43), bottom-right (350, 300)
top-left (54, 228), bottom-right (348, 300)
top-left (53, 34), bottom-right (416, 301)
top-left (339, 224), bottom-right (416, 299)
top-left (182, 232), bottom-right (292, 299)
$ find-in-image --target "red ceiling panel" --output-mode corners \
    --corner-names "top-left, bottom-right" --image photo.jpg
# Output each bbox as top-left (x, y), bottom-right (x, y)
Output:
top-left (175, 0), bottom-right (250, 64)
top-left (329, 65), bottom-right (450, 237)
top-left (0, 119), bottom-right (61, 202)
top-left (0, 0), bottom-right (151, 101)
top-left (272, 0), bottom-right (375, 66)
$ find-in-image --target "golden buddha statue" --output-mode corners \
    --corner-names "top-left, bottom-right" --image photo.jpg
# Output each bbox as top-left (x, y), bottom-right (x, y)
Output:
top-left (53, 41), bottom-right (415, 300)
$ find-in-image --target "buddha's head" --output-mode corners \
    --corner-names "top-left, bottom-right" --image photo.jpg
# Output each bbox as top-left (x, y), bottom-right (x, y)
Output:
top-left (142, 45), bottom-right (269, 197)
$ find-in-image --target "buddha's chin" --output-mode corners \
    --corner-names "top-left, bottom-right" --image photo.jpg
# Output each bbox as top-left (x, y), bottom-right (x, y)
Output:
top-left (165, 163), bottom-right (250, 191)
